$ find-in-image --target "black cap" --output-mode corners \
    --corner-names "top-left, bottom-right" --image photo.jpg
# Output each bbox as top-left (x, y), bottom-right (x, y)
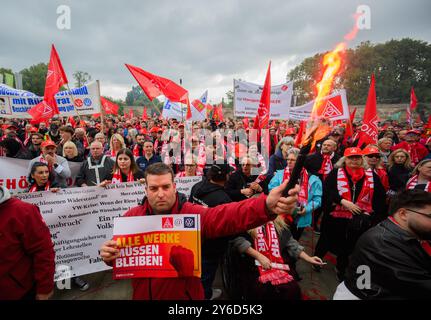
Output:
top-left (208, 164), bottom-right (231, 182)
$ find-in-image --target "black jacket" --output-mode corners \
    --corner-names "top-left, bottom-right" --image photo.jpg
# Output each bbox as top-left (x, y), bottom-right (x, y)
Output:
top-left (322, 168), bottom-right (387, 224)
top-left (305, 152), bottom-right (340, 181)
top-left (189, 178), bottom-right (233, 257)
top-left (345, 219), bottom-right (431, 299)
top-left (225, 169), bottom-right (268, 202)
top-left (388, 164), bottom-right (412, 192)
top-left (189, 177), bottom-right (232, 208)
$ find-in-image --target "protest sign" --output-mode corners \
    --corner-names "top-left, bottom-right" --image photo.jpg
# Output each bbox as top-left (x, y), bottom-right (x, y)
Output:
top-left (0, 158), bottom-right (82, 194)
top-left (112, 214), bottom-right (201, 279)
top-left (174, 176), bottom-right (202, 198)
top-left (234, 79), bottom-right (293, 119)
top-left (289, 90), bottom-right (350, 121)
top-left (0, 81), bottom-right (101, 118)
top-left (162, 99), bottom-right (187, 120)
top-left (15, 182), bottom-right (145, 280)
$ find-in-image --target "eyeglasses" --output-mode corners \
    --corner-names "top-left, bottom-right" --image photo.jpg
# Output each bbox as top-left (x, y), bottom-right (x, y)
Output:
top-left (366, 154), bottom-right (381, 159)
top-left (406, 208), bottom-right (431, 219)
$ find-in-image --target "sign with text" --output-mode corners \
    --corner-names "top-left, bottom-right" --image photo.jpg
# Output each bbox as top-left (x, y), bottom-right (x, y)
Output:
top-left (112, 214), bottom-right (201, 279)
top-left (15, 182), bottom-right (145, 280)
top-left (234, 79), bottom-right (293, 119)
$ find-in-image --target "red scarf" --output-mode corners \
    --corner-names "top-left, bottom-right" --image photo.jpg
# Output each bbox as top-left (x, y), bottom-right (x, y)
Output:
top-left (29, 181), bottom-right (50, 192)
top-left (254, 222), bottom-right (293, 285)
top-left (406, 175), bottom-right (431, 192)
top-left (111, 169), bottom-right (134, 184)
top-left (331, 168), bottom-right (374, 219)
top-left (282, 167), bottom-right (309, 206)
top-left (406, 143), bottom-right (420, 166)
top-left (133, 144), bottom-right (142, 157)
top-left (318, 152), bottom-right (334, 180)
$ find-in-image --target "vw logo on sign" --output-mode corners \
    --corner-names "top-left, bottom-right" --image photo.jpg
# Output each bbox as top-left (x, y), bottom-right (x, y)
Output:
top-left (84, 98), bottom-right (92, 106)
top-left (184, 217), bottom-right (195, 228)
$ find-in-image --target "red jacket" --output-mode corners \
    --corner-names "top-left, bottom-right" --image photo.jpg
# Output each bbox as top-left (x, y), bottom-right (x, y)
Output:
top-left (0, 197), bottom-right (55, 300)
top-left (123, 193), bottom-right (275, 300)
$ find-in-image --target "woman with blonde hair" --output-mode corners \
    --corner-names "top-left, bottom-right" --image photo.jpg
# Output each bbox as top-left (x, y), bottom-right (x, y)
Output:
top-left (406, 158), bottom-right (431, 192)
top-left (107, 133), bottom-right (126, 158)
top-left (387, 149), bottom-right (412, 193)
top-left (62, 141), bottom-right (83, 162)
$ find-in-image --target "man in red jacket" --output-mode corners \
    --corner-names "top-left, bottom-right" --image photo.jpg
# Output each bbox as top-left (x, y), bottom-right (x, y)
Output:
top-left (392, 130), bottom-right (428, 166)
top-left (0, 186), bottom-right (55, 300)
top-left (100, 163), bottom-right (299, 300)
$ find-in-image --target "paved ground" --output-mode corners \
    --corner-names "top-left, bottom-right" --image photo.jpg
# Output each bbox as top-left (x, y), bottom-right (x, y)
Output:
top-left (53, 227), bottom-right (339, 300)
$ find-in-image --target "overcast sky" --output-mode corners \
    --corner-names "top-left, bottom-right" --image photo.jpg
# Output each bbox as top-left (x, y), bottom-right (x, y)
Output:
top-left (1, 0), bottom-right (430, 103)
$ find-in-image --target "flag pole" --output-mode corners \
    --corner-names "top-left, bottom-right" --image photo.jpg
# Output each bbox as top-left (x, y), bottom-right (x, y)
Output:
top-left (64, 83), bottom-right (89, 143)
top-left (97, 80), bottom-right (105, 135)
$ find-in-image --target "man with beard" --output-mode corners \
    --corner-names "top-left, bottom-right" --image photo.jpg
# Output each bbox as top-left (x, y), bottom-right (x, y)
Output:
top-left (27, 133), bottom-right (44, 158)
top-left (333, 189), bottom-right (431, 300)
top-left (132, 133), bottom-right (146, 157)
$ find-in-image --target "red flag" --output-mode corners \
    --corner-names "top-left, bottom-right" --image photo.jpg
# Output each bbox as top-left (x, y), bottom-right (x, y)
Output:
top-left (68, 116), bottom-right (76, 128)
top-left (28, 44), bottom-right (68, 123)
top-left (294, 120), bottom-right (306, 147)
top-left (142, 107), bottom-right (149, 121)
top-left (357, 74), bottom-right (378, 147)
top-left (206, 104), bottom-right (213, 119)
top-left (253, 62), bottom-right (271, 129)
top-left (129, 109), bottom-right (135, 118)
top-left (100, 97), bottom-right (119, 115)
top-left (410, 87), bottom-right (418, 110)
top-left (125, 64), bottom-right (189, 105)
top-left (243, 117), bottom-right (249, 129)
top-left (186, 103), bottom-right (192, 120)
top-left (218, 103), bottom-right (224, 122)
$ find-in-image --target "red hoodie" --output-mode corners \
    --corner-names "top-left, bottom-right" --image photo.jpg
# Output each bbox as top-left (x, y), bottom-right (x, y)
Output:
top-left (0, 194), bottom-right (55, 300)
top-left (122, 193), bottom-right (275, 300)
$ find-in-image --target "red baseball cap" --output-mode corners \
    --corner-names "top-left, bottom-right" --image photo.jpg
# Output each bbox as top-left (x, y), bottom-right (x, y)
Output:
top-left (150, 127), bottom-right (160, 133)
top-left (140, 128), bottom-right (148, 135)
top-left (344, 147), bottom-right (362, 157)
top-left (41, 140), bottom-right (57, 148)
top-left (362, 146), bottom-right (380, 156)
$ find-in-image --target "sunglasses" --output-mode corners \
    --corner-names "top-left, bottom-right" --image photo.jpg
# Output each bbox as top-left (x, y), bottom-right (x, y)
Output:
top-left (366, 154), bottom-right (381, 159)
top-left (406, 208), bottom-right (431, 219)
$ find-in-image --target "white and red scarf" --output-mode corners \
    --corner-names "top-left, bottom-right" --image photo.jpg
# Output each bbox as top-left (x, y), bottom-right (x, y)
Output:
top-left (29, 181), bottom-right (51, 192)
top-left (318, 152), bottom-right (334, 180)
top-left (254, 222), bottom-right (294, 285)
top-left (133, 144), bottom-right (142, 157)
top-left (282, 167), bottom-right (309, 206)
top-left (111, 169), bottom-right (134, 184)
top-left (331, 168), bottom-right (374, 219)
top-left (406, 175), bottom-right (431, 192)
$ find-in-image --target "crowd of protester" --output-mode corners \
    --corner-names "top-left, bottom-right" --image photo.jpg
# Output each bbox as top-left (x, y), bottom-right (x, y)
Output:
top-left (0, 114), bottom-right (430, 300)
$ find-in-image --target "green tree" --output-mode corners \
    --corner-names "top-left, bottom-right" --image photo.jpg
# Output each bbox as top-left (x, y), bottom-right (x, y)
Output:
top-left (20, 63), bottom-right (48, 96)
top-left (288, 38), bottom-right (431, 106)
top-left (73, 71), bottom-right (92, 87)
top-left (125, 85), bottom-right (163, 114)
top-left (0, 68), bottom-right (14, 86)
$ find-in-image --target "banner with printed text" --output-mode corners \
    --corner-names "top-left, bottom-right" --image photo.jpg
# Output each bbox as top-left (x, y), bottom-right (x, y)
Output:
top-left (289, 90), bottom-right (350, 121)
top-left (113, 214), bottom-right (201, 279)
top-left (0, 81), bottom-right (101, 118)
top-left (234, 79), bottom-right (293, 119)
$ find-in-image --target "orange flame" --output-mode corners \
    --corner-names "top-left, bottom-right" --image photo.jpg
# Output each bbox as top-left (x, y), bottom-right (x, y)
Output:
top-left (311, 13), bottom-right (361, 119)
top-left (311, 42), bottom-right (346, 118)
top-left (307, 13), bottom-right (361, 147)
